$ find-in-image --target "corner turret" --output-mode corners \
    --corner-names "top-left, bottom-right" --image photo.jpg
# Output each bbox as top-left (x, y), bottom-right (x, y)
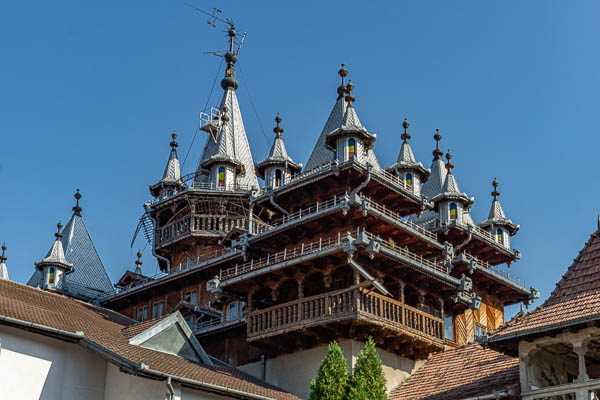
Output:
top-left (150, 131), bottom-right (186, 199)
top-left (256, 113), bottom-right (301, 190)
top-left (35, 221), bottom-right (73, 290)
top-left (479, 179), bottom-right (519, 248)
top-left (385, 118), bottom-right (430, 196)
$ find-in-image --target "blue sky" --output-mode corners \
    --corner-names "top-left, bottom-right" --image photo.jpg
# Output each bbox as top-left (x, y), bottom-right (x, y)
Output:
top-left (1, 1), bottom-right (598, 316)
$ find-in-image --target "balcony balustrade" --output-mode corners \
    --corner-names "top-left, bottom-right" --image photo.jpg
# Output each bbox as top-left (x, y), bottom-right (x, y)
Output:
top-left (247, 285), bottom-right (444, 346)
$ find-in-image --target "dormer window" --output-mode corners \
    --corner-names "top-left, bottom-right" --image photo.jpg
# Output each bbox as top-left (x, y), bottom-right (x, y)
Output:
top-left (497, 228), bottom-right (503, 244)
top-left (405, 173), bottom-right (413, 189)
top-left (48, 267), bottom-right (55, 285)
top-left (348, 138), bottom-right (356, 160)
top-left (275, 169), bottom-right (283, 187)
top-left (217, 166), bottom-right (225, 188)
top-left (449, 203), bottom-right (458, 220)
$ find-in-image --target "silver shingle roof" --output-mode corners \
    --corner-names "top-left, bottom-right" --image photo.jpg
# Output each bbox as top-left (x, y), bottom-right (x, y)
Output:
top-left (28, 207), bottom-right (114, 297)
top-left (385, 120), bottom-right (430, 182)
top-left (162, 133), bottom-right (182, 182)
top-left (480, 179), bottom-right (519, 234)
top-left (34, 222), bottom-right (73, 270)
top-left (305, 92), bottom-right (381, 171)
top-left (196, 88), bottom-right (259, 189)
top-left (256, 118), bottom-right (301, 178)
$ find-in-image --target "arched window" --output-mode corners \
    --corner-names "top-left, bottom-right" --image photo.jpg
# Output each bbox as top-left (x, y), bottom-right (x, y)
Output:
top-left (348, 138), bottom-right (356, 160)
top-left (217, 166), bottom-right (225, 188)
top-left (449, 203), bottom-right (458, 220)
top-left (49, 267), bottom-right (55, 285)
top-left (405, 173), bottom-right (413, 189)
top-left (275, 169), bottom-right (283, 187)
top-left (497, 228), bottom-right (504, 244)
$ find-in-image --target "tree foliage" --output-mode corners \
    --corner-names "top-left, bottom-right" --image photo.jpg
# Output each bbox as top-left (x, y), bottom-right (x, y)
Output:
top-left (309, 341), bottom-right (349, 400)
top-left (348, 337), bottom-right (387, 400)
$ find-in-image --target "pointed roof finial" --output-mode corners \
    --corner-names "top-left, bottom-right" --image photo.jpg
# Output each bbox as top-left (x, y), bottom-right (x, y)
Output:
top-left (445, 149), bottom-right (454, 172)
top-left (345, 80), bottom-right (355, 106)
top-left (134, 249), bottom-right (143, 275)
top-left (273, 113), bottom-right (283, 136)
top-left (401, 118), bottom-right (411, 143)
top-left (55, 221), bottom-right (63, 239)
top-left (337, 64), bottom-right (348, 96)
top-left (170, 131), bottom-right (178, 149)
top-left (597, 214), bottom-right (600, 230)
top-left (72, 189), bottom-right (82, 214)
top-left (433, 129), bottom-right (443, 160)
top-left (492, 178), bottom-right (500, 200)
top-left (0, 243), bottom-right (6, 263)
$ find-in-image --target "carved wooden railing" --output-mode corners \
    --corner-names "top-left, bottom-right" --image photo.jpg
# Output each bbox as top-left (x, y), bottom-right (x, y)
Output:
top-left (462, 251), bottom-right (527, 289)
top-left (156, 214), bottom-right (270, 246)
top-left (247, 286), bottom-right (444, 345)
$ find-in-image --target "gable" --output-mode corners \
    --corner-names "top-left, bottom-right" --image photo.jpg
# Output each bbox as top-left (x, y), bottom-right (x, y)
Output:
top-left (129, 311), bottom-right (212, 365)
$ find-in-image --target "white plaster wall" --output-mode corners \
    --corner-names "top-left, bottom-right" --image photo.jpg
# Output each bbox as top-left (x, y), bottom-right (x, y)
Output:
top-left (239, 339), bottom-right (421, 399)
top-left (181, 386), bottom-right (238, 400)
top-left (0, 325), bottom-right (106, 400)
top-left (104, 363), bottom-right (165, 400)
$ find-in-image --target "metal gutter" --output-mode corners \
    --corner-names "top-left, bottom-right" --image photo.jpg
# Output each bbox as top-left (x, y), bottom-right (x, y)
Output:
top-left (144, 203), bottom-right (171, 271)
top-left (0, 315), bottom-right (84, 341)
top-left (458, 390), bottom-right (512, 400)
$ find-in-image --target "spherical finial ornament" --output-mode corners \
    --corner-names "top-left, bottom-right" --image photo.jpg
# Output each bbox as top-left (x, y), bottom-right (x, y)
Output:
top-left (338, 64), bottom-right (348, 78)
top-left (345, 80), bottom-right (355, 105)
top-left (0, 243), bottom-right (6, 263)
top-left (55, 221), bottom-right (63, 239)
top-left (492, 178), bottom-right (500, 199)
top-left (73, 189), bottom-right (82, 213)
top-left (273, 113), bottom-right (284, 136)
top-left (445, 149), bottom-right (454, 171)
top-left (401, 118), bottom-right (411, 142)
top-left (170, 131), bottom-right (178, 148)
top-left (433, 129), bottom-right (443, 159)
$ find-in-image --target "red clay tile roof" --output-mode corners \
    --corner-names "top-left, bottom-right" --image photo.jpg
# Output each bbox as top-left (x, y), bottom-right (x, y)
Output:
top-left (389, 343), bottom-right (519, 400)
top-left (490, 229), bottom-right (600, 341)
top-left (0, 279), bottom-right (299, 400)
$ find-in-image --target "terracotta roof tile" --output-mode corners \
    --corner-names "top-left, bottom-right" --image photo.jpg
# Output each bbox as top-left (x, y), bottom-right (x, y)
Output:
top-left (490, 230), bottom-right (600, 341)
top-left (0, 279), bottom-right (299, 400)
top-left (389, 343), bottom-right (519, 400)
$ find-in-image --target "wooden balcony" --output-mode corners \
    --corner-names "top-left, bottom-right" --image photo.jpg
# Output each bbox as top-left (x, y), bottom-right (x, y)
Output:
top-left (247, 285), bottom-right (445, 358)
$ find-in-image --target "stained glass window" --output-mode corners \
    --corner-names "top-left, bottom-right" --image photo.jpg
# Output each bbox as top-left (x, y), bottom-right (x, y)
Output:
top-left (449, 203), bottom-right (458, 220)
top-left (49, 267), bottom-right (55, 285)
top-left (497, 228), bottom-right (503, 243)
top-left (218, 166), bottom-right (225, 187)
top-left (405, 173), bottom-right (413, 188)
top-left (348, 138), bottom-right (356, 159)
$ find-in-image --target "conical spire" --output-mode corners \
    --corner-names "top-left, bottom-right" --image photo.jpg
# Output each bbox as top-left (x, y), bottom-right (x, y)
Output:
top-left (256, 113), bottom-right (300, 179)
top-left (480, 178), bottom-right (519, 234)
top-left (134, 250), bottom-right (143, 275)
top-left (162, 131), bottom-right (182, 181)
top-left (0, 243), bottom-right (8, 280)
top-left (35, 221), bottom-right (73, 271)
top-left (385, 118), bottom-right (430, 189)
top-left (398, 118), bottom-right (416, 164)
top-left (441, 150), bottom-right (460, 193)
top-left (421, 129), bottom-right (448, 200)
top-left (305, 65), bottom-right (381, 171)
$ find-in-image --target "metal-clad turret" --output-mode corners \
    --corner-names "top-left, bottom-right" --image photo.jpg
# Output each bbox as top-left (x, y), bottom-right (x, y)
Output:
top-left (305, 65), bottom-right (381, 171)
top-left (256, 113), bottom-right (301, 189)
top-left (431, 150), bottom-right (475, 227)
top-left (150, 132), bottom-right (185, 198)
top-left (35, 221), bottom-right (73, 290)
top-left (479, 179), bottom-right (519, 248)
top-left (385, 118), bottom-right (430, 196)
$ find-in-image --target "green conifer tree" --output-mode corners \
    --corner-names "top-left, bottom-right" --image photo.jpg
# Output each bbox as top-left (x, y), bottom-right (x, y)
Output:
top-left (348, 337), bottom-right (387, 400)
top-left (309, 341), bottom-right (349, 400)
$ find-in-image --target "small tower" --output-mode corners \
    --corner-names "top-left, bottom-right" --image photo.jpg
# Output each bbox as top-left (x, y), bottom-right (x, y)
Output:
top-left (35, 221), bottom-right (73, 290)
top-left (325, 80), bottom-right (376, 165)
top-left (479, 178), bottom-right (519, 248)
top-left (150, 131), bottom-right (185, 199)
top-left (385, 118), bottom-right (430, 196)
top-left (431, 150), bottom-right (475, 227)
top-left (0, 243), bottom-right (8, 280)
top-left (256, 113), bottom-right (301, 190)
